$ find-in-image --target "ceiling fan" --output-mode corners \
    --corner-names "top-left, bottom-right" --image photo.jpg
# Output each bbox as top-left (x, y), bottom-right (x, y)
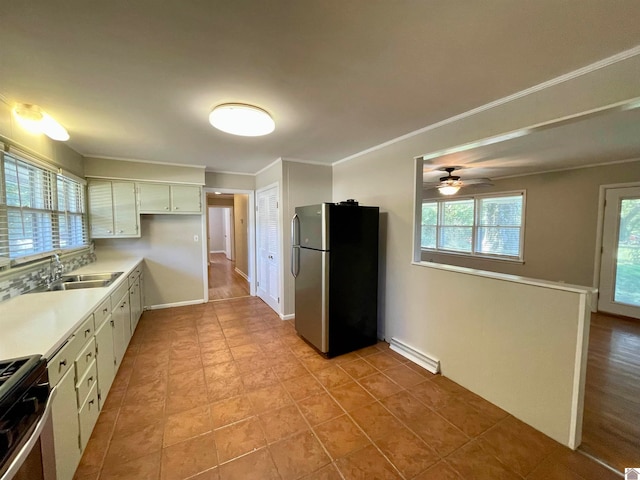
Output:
top-left (423, 167), bottom-right (493, 195)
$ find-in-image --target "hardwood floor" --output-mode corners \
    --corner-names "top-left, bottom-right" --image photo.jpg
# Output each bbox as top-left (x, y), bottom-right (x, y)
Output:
top-left (580, 311), bottom-right (640, 472)
top-left (208, 253), bottom-right (250, 301)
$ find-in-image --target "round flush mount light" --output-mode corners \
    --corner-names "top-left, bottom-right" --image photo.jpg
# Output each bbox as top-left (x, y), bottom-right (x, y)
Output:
top-left (12, 103), bottom-right (70, 141)
top-left (209, 103), bottom-right (275, 137)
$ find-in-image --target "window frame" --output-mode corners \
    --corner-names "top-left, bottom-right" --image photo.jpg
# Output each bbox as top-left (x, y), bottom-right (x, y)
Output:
top-left (0, 149), bottom-right (89, 268)
top-left (420, 190), bottom-right (526, 263)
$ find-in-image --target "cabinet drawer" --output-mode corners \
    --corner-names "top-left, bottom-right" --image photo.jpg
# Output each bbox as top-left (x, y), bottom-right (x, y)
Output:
top-left (78, 382), bottom-right (100, 450)
top-left (76, 360), bottom-right (97, 407)
top-left (47, 315), bottom-right (95, 387)
top-left (111, 281), bottom-right (129, 308)
top-left (94, 298), bottom-right (112, 329)
top-left (75, 337), bottom-right (96, 381)
top-left (128, 267), bottom-right (141, 286)
top-left (77, 315), bottom-right (95, 344)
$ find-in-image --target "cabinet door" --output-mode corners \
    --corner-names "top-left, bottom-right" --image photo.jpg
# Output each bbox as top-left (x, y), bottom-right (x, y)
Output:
top-left (112, 294), bottom-right (130, 369)
top-left (88, 181), bottom-right (114, 237)
top-left (51, 368), bottom-right (81, 480)
top-left (171, 185), bottom-right (202, 213)
top-left (129, 279), bottom-right (142, 334)
top-left (112, 182), bottom-right (139, 236)
top-left (138, 183), bottom-right (171, 213)
top-left (95, 317), bottom-right (116, 408)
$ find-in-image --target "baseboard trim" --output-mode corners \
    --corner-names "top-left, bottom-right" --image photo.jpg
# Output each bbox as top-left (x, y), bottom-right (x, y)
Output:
top-left (234, 267), bottom-right (249, 281)
top-left (390, 337), bottom-right (440, 374)
top-left (209, 250), bottom-right (225, 254)
top-left (280, 313), bottom-right (295, 321)
top-left (146, 299), bottom-right (205, 310)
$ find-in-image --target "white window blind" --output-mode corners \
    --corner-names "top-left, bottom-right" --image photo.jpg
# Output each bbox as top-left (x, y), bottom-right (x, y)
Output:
top-left (0, 150), bottom-right (88, 265)
top-left (421, 192), bottom-right (525, 261)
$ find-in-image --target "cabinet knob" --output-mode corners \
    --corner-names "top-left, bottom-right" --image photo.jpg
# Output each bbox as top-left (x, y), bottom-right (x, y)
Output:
top-left (85, 328), bottom-right (91, 336)
top-left (107, 230), bottom-right (112, 234)
top-left (59, 359), bottom-right (67, 368)
top-left (86, 352), bottom-right (93, 360)
top-left (119, 230), bottom-right (124, 233)
top-left (88, 376), bottom-right (94, 384)
top-left (103, 308), bottom-right (108, 314)
top-left (165, 206), bottom-right (169, 210)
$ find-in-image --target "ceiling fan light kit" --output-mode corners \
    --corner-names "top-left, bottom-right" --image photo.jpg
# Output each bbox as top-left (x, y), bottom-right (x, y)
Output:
top-left (12, 103), bottom-right (70, 141)
top-left (424, 166), bottom-right (492, 195)
top-left (209, 103), bottom-right (275, 137)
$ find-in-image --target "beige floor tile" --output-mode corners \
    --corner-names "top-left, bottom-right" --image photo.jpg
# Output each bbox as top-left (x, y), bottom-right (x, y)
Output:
top-left (269, 430), bottom-right (331, 480)
top-left (160, 432), bottom-right (217, 480)
top-left (214, 417), bottom-right (266, 463)
top-left (314, 414), bottom-right (370, 459)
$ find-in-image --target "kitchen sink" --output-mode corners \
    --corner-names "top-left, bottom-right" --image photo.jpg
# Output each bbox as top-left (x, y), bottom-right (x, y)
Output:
top-left (28, 272), bottom-right (124, 293)
top-left (60, 272), bottom-right (123, 283)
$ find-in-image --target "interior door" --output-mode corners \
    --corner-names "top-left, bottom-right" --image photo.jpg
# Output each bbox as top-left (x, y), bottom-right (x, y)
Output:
top-left (256, 185), bottom-right (280, 313)
top-left (598, 186), bottom-right (640, 318)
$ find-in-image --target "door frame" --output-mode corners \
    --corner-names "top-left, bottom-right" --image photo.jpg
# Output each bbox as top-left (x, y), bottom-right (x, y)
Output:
top-left (592, 181), bottom-right (640, 313)
top-left (202, 188), bottom-right (256, 302)
top-left (256, 181), bottom-right (283, 316)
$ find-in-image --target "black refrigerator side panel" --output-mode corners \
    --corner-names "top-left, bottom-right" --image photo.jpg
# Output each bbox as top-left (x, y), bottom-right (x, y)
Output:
top-left (327, 205), bottom-right (379, 357)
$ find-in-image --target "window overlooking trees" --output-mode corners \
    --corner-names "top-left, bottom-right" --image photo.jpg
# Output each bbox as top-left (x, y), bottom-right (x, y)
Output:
top-left (420, 192), bottom-right (524, 261)
top-left (0, 150), bottom-right (88, 266)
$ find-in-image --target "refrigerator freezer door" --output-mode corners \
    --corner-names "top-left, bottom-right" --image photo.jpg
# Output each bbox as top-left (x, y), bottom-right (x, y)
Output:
top-left (295, 204), bottom-right (329, 251)
top-left (295, 248), bottom-right (329, 353)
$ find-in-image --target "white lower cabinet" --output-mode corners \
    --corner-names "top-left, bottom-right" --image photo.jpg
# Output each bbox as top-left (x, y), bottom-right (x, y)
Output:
top-left (51, 367), bottom-right (81, 480)
top-left (48, 261), bottom-right (145, 480)
top-left (95, 316), bottom-right (116, 408)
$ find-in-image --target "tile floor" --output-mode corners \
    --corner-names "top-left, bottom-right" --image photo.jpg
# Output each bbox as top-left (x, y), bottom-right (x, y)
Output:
top-left (74, 297), bottom-right (620, 480)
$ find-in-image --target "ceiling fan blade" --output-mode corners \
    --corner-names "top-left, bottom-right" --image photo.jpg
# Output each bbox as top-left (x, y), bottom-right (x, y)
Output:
top-left (461, 177), bottom-right (493, 185)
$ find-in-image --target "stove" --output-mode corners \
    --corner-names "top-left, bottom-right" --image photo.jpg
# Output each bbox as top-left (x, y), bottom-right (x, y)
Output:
top-left (0, 355), bottom-right (55, 480)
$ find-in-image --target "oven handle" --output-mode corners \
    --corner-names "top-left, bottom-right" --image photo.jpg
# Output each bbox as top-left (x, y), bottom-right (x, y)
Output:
top-left (0, 386), bottom-right (57, 480)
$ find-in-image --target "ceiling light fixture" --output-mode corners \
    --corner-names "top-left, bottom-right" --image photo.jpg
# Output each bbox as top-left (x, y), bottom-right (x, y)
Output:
top-left (209, 103), bottom-right (275, 137)
top-left (12, 103), bottom-right (70, 141)
top-left (438, 181), bottom-right (462, 195)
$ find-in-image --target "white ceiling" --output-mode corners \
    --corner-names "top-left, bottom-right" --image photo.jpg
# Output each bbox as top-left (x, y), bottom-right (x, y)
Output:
top-left (1, 1), bottom-right (640, 174)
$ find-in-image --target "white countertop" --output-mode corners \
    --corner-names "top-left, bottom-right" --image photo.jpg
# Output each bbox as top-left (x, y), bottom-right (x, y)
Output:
top-left (0, 256), bottom-right (143, 360)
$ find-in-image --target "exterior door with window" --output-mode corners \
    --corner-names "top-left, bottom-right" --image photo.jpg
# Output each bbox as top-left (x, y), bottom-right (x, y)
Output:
top-left (598, 186), bottom-right (640, 318)
top-left (256, 185), bottom-right (280, 313)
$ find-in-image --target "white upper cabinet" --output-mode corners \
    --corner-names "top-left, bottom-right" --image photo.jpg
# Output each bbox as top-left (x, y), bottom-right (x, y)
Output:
top-left (138, 183), bottom-right (201, 214)
top-left (88, 180), bottom-right (139, 238)
top-left (138, 183), bottom-right (171, 213)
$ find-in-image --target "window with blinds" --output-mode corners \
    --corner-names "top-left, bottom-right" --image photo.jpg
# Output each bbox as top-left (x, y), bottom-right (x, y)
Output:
top-left (421, 192), bottom-right (525, 261)
top-left (0, 150), bottom-right (89, 266)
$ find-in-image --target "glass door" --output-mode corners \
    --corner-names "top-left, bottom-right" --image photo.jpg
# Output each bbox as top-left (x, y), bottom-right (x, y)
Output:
top-left (598, 186), bottom-right (640, 318)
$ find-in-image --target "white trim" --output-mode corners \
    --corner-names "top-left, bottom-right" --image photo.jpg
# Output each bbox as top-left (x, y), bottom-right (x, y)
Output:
top-left (592, 181), bottom-right (640, 299)
top-left (209, 250), bottom-right (225, 254)
top-left (568, 292), bottom-right (590, 449)
top-left (255, 158), bottom-right (282, 176)
top-left (412, 260), bottom-right (597, 295)
top-left (83, 154), bottom-right (206, 170)
top-left (389, 338), bottom-right (440, 374)
top-left (85, 175), bottom-right (203, 186)
top-left (146, 299), bottom-right (205, 310)
top-left (205, 169), bottom-right (255, 176)
top-left (333, 45), bottom-right (640, 167)
top-left (234, 267), bottom-right (249, 281)
top-left (280, 313), bottom-right (295, 321)
top-left (280, 157), bottom-right (332, 167)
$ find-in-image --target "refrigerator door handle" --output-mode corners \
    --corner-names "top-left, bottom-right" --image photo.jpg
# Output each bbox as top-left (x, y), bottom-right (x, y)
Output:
top-left (291, 213), bottom-right (300, 246)
top-left (291, 246), bottom-right (300, 278)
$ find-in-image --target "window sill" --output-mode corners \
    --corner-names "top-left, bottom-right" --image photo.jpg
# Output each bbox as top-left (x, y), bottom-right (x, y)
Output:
top-left (421, 248), bottom-right (524, 264)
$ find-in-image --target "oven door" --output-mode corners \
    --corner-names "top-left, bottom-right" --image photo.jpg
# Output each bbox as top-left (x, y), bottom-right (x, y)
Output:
top-left (0, 388), bottom-right (56, 480)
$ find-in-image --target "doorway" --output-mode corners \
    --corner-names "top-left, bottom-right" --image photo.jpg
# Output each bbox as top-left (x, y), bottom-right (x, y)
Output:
top-left (204, 191), bottom-right (253, 301)
top-left (580, 183), bottom-right (640, 472)
top-left (256, 183), bottom-right (281, 314)
top-left (598, 185), bottom-right (640, 318)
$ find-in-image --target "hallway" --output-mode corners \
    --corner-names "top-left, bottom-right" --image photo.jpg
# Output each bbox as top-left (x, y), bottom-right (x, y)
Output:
top-left (581, 312), bottom-right (640, 471)
top-left (208, 253), bottom-right (249, 301)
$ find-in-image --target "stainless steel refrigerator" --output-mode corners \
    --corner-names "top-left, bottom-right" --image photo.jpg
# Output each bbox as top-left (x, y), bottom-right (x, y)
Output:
top-left (291, 201), bottom-right (379, 357)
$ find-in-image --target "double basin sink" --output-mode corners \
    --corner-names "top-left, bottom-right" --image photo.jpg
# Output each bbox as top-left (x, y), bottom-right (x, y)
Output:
top-left (30, 272), bottom-right (124, 293)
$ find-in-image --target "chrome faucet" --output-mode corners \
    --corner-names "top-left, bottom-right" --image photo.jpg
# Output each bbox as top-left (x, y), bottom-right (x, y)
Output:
top-left (41, 254), bottom-right (64, 286)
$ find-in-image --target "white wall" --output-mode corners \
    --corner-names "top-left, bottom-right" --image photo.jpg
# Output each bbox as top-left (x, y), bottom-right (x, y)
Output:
top-left (208, 208), bottom-right (225, 252)
top-left (85, 156), bottom-right (205, 184)
top-left (332, 52), bottom-right (640, 447)
top-left (95, 215), bottom-right (205, 308)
